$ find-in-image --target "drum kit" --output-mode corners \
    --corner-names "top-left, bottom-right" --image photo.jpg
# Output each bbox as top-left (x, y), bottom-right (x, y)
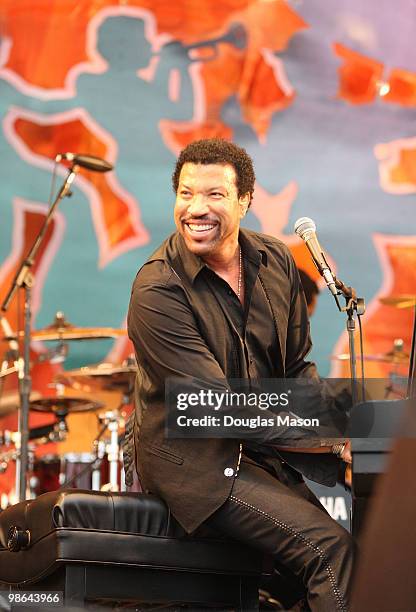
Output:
top-left (0, 311), bottom-right (137, 509)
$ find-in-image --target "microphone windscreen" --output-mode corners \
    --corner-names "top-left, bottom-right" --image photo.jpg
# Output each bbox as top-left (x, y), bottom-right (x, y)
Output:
top-left (294, 217), bottom-right (316, 239)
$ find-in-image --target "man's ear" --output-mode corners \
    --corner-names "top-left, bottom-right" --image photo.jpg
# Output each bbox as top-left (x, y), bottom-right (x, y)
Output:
top-left (239, 193), bottom-right (250, 218)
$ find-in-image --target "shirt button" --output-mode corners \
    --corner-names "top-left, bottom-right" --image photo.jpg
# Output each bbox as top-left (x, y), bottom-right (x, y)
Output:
top-left (224, 467), bottom-right (234, 477)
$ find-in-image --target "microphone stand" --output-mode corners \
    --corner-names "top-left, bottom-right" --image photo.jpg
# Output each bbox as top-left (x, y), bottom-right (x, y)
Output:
top-left (331, 277), bottom-right (366, 408)
top-left (0, 164), bottom-right (79, 502)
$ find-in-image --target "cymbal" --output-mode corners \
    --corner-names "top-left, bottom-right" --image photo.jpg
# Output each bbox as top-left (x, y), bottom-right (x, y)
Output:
top-left (9, 311), bottom-right (126, 342)
top-left (332, 351), bottom-right (409, 365)
top-left (3, 327), bottom-right (126, 342)
top-left (379, 295), bottom-right (416, 309)
top-left (0, 390), bottom-right (42, 417)
top-left (30, 397), bottom-right (104, 415)
top-left (30, 326), bottom-right (126, 342)
top-left (55, 362), bottom-right (137, 393)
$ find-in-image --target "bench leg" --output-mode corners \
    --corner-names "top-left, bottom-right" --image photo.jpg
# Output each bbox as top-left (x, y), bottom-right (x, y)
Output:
top-left (64, 565), bottom-right (86, 608)
top-left (240, 576), bottom-right (259, 611)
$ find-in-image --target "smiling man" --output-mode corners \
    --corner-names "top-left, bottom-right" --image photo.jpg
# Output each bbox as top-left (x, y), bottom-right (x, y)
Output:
top-left (127, 139), bottom-right (354, 611)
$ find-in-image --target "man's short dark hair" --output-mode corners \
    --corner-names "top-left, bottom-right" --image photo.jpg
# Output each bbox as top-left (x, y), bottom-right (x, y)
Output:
top-left (172, 138), bottom-right (255, 205)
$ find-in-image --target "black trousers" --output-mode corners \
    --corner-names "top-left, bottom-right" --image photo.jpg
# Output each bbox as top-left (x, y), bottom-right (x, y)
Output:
top-left (203, 457), bottom-right (354, 612)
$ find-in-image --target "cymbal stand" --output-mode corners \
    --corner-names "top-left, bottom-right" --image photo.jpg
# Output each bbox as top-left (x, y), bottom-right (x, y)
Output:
top-left (97, 411), bottom-right (124, 492)
top-left (97, 385), bottom-right (132, 492)
top-left (92, 440), bottom-right (106, 491)
top-left (0, 164), bottom-right (79, 502)
top-left (107, 415), bottom-right (120, 491)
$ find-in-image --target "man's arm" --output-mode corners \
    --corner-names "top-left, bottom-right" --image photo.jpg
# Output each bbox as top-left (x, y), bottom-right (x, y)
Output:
top-left (274, 248), bottom-right (350, 457)
top-left (128, 263), bottom-right (230, 385)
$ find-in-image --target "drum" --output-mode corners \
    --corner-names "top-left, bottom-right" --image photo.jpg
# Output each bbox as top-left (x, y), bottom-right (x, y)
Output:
top-left (32, 454), bottom-right (60, 495)
top-left (61, 452), bottom-right (96, 490)
top-left (32, 452), bottom-right (97, 495)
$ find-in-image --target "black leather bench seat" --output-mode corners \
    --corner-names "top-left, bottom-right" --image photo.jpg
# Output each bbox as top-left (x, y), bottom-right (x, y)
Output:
top-left (0, 490), bottom-right (267, 609)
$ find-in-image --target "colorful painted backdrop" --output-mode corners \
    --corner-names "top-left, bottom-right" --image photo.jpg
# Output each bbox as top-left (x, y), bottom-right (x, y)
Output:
top-left (0, 1), bottom-right (415, 507)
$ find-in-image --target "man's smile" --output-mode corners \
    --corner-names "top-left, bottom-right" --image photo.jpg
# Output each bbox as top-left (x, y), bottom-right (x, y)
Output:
top-left (184, 221), bottom-right (217, 236)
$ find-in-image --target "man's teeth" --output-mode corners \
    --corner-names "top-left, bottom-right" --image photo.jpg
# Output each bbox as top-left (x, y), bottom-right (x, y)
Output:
top-left (188, 223), bottom-right (215, 231)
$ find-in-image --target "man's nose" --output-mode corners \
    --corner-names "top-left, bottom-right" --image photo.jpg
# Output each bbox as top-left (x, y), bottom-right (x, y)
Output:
top-left (187, 195), bottom-right (209, 216)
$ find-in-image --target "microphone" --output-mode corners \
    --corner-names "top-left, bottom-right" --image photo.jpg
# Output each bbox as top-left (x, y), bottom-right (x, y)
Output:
top-left (294, 217), bottom-right (338, 296)
top-left (55, 153), bottom-right (113, 173)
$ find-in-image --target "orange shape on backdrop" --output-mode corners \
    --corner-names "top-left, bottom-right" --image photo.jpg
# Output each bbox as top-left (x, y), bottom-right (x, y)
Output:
top-left (242, 0), bottom-right (308, 53)
top-left (374, 138), bottom-right (416, 194)
top-left (0, 0), bottom-right (97, 90)
top-left (239, 49), bottom-right (294, 141)
top-left (333, 43), bottom-right (384, 104)
top-left (138, 0), bottom-right (251, 44)
top-left (1, 0), bottom-right (306, 144)
top-left (160, 119), bottom-right (233, 155)
top-left (199, 45), bottom-right (244, 121)
top-left (290, 243), bottom-right (322, 284)
top-left (389, 148), bottom-right (416, 187)
top-left (0, 0), bottom-right (254, 91)
top-left (11, 113), bottom-right (148, 265)
top-left (384, 68), bottom-right (416, 107)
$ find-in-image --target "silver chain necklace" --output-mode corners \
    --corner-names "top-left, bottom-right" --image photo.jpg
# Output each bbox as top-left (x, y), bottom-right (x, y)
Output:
top-left (237, 246), bottom-right (243, 299)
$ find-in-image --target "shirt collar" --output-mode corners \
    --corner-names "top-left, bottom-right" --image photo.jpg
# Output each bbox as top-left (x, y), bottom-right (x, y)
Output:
top-left (174, 228), bottom-right (268, 285)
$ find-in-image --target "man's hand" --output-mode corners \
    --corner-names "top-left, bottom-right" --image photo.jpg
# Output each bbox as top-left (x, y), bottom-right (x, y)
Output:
top-left (340, 440), bottom-right (351, 464)
top-left (273, 439), bottom-right (352, 463)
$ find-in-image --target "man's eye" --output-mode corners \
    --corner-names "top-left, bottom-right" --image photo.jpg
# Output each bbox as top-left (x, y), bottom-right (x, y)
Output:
top-left (210, 192), bottom-right (224, 198)
top-left (180, 190), bottom-right (192, 197)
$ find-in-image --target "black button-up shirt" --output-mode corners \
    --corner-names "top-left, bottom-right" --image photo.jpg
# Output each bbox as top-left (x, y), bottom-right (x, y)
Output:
top-left (202, 230), bottom-right (281, 383)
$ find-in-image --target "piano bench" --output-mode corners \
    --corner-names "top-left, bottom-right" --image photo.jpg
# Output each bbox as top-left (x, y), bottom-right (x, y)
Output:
top-left (0, 489), bottom-right (269, 610)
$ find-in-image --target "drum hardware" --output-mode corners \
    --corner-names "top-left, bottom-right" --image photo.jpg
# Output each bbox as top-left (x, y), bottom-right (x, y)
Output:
top-left (92, 440), bottom-right (106, 491)
top-left (0, 429), bottom-right (14, 447)
top-left (28, 419), bottom-right (68, 444)
top-left (0, 360), bottom-right (21, 379)
top-left (97, 410), bottom-right (126, 492)
top-left (35, 341), bottom-right (69, 364)
top-left (0, 449), bottom-right (15, 474)
top-left (384, 373), bottom-right (408, 399)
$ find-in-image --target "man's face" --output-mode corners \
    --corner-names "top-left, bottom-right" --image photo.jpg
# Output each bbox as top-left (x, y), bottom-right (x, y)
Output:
top-left (174, 162), bottom-right (249, 259)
